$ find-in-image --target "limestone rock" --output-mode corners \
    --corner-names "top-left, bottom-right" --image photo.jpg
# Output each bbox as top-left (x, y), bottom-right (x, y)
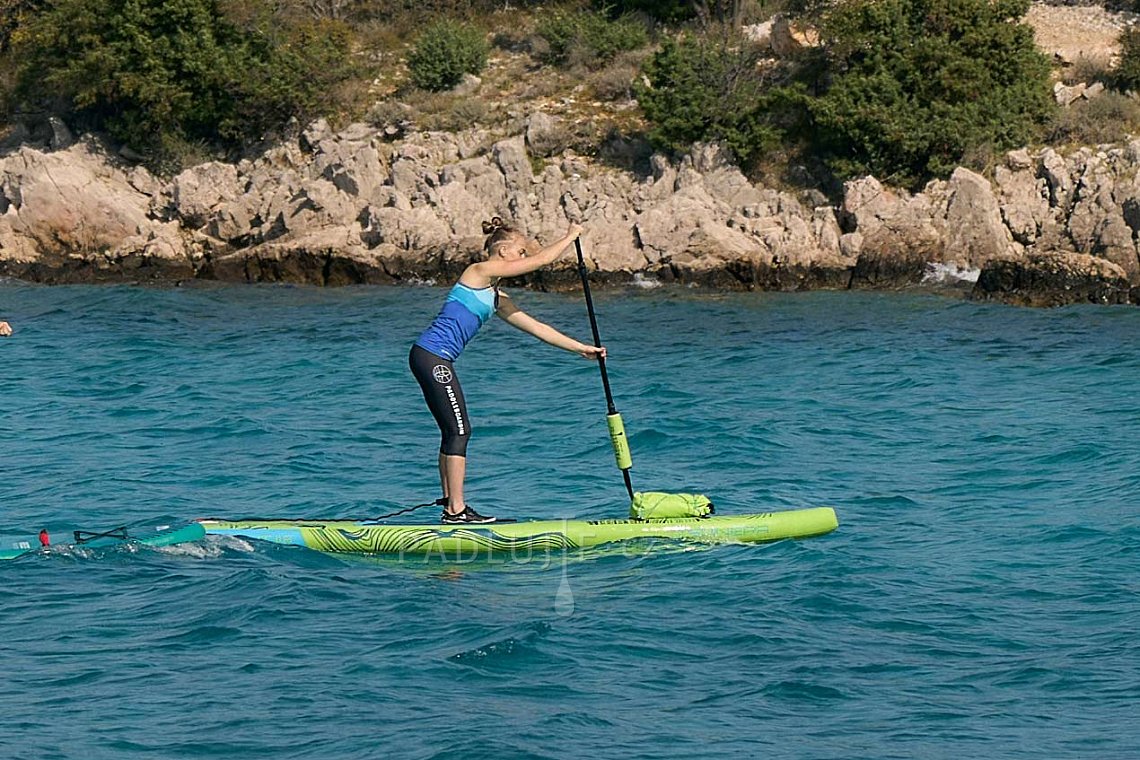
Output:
top-left (48, 117), bottom-right (74, 151)
top-left (973, 251), bottom-right (1132, 306)
top-left (0, 139), bottom-right (152, 258)
top-left (743, 20), bottom-right (774, 50)
top-left (841, 176), bottom-right (943, 282)
top-left (1068, 153), bottom-right (1140, 280)
top-left (938, 167), bottom-right (1018, 268)
top-left (525, 112), bottom-right (570, 158)
top-left (1054, 82), bottom-right (1087, 107)
top-left (770, 15), bottom-right (820, 57)
top-left (6, 107), bottom-right (1140, 302)
top-left (995, 155), bottom-right (1052, 246)
top-left (167, 162), bottom-right (243, 228)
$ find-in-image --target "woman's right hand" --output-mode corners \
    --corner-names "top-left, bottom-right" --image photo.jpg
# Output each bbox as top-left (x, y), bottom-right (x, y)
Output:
top-left (565, 223), bottom-right (583, 241)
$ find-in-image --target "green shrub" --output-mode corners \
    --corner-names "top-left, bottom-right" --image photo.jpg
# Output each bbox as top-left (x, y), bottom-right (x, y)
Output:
top-left (635, 0), bottom-right (1051, 185)
top-left (6, 0), bottom-right (355, 169)
top-left (225, 18), bottom-right (357, 143)
top-left (1115, 28), bottom-right (1140, 91)
top-left (808, 0), bottom-right (1055, 186)
top-left (407, 20), bottom-right (489, 92)
top-left (535, 10), bottom-right (648, 69)
top-left (635, 34), bottom-right (791, 166)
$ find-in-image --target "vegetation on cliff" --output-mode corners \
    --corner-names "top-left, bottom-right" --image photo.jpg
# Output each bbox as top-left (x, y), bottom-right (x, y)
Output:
top-left (0, 0), bottom-right (1136, 188)
top-left (3, 0), bottom-right (355, 170)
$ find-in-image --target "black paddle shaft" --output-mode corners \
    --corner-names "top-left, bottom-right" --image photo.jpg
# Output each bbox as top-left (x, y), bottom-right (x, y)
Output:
top-left (575, 239), bottom-right (618, 415)
top-left (575, 238), bottom-right (634, 500)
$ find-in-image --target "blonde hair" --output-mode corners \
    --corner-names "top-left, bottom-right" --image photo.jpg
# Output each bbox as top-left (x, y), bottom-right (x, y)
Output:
top-left (482, 216), bottom-right (523, 256)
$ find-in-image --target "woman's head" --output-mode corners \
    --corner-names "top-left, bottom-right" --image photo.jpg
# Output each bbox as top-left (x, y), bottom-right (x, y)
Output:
top-left (482, 217), bottom-right (530, 260)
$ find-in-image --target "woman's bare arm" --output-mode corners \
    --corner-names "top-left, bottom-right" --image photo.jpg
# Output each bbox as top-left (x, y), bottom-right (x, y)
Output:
top-left (497, 296), bottom-right (605, 359)
top-left (462, 224), bottom-right (582, 286)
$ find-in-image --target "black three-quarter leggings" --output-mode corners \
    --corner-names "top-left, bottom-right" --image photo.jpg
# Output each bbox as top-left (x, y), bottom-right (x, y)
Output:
top-left (409, 344), bottom-right (471, 456)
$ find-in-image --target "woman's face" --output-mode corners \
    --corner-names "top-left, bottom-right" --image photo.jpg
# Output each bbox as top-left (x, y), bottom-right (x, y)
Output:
top-left (495, 233), bottom-right (534, 260)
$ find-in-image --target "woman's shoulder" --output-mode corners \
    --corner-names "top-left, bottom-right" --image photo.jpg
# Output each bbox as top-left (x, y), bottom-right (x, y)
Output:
top-left (458, 262), bottom-right (492, 289)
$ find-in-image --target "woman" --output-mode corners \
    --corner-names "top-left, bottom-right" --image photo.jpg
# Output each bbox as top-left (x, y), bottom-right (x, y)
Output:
top-left (0, 320), bottom-right (11, 337)
top-left (410, 218), bottom-right (605, 524)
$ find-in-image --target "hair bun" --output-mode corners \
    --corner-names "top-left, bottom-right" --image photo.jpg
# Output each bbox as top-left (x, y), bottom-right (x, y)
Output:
top-left (482, 216), bottom-right (505, 235)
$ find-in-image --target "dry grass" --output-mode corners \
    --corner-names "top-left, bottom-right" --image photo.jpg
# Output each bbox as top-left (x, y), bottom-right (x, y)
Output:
top-left (588, 50), bottom-right (648, 103)
top-left (349, 3), bottom-right (651, 160)
top-left (1061, 54), bottom-right (1115, 86)
top-left (1046, 91), bottom-right (1140, 146)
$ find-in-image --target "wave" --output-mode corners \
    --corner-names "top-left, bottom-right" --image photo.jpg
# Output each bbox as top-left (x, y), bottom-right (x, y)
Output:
top-left (923, 262), bottom-right (981, 284)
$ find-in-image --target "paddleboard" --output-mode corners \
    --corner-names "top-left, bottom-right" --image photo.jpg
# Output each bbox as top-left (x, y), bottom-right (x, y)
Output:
top-left (198, 507), bottom-right (838, 558)
top-left (0, 523), bottom-right (206, 561)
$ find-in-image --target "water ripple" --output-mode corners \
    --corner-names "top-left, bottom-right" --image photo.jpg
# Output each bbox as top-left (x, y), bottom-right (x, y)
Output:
top-left (0, 285), bottom-right (1138, 759)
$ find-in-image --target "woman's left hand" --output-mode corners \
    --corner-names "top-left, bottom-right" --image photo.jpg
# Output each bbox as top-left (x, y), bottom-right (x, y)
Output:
top-left (578, 344), bottom-right (606, 360)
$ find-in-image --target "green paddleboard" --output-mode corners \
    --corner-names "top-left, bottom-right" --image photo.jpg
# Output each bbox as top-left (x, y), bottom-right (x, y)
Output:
top-left (198, 507), bottom-right (838, 559)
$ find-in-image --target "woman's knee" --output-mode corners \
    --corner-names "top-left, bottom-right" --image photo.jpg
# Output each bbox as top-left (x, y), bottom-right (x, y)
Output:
top-left (440, 429), bottom-right (471, 457)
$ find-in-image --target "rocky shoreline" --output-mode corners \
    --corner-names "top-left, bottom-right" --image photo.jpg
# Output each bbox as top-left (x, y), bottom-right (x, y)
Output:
top-left (3, 116), bottom-right (1140, 307)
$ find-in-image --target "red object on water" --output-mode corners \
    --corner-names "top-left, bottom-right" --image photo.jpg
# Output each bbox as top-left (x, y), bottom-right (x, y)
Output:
top-left (39, 529), bottom-right (50, 547)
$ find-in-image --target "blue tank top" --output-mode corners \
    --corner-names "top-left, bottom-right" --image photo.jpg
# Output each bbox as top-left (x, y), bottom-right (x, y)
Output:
top-left (414, 283), bottom-right (498, 361)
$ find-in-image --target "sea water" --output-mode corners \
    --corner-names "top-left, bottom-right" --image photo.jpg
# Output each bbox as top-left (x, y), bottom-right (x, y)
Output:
top-left (0, 283), bottom-right (1136, 759)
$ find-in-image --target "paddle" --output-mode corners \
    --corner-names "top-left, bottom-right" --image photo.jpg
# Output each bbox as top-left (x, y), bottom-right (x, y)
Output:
top-left (575, 238), bottom-right (635, 501)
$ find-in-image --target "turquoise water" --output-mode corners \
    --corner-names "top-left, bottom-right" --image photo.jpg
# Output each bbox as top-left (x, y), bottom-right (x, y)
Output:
top-left (1, 283), bottom-right (1137, 759)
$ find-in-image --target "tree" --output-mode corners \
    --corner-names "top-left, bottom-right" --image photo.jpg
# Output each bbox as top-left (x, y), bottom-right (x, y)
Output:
top-left (1115, 26), bottom-right (1140, 92)
top-left (808, 0), bottom-right (1054, 185)
top-left (0, 0), bottom-right (43, 51)
top-left (636, 32), bottom-right (790, 166)
top-left (6, 0), bottom-right (354, 167)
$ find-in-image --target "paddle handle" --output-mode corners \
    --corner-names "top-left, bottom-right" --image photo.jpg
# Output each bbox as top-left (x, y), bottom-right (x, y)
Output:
top-left (575, 238), bottom-right (635, 500)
